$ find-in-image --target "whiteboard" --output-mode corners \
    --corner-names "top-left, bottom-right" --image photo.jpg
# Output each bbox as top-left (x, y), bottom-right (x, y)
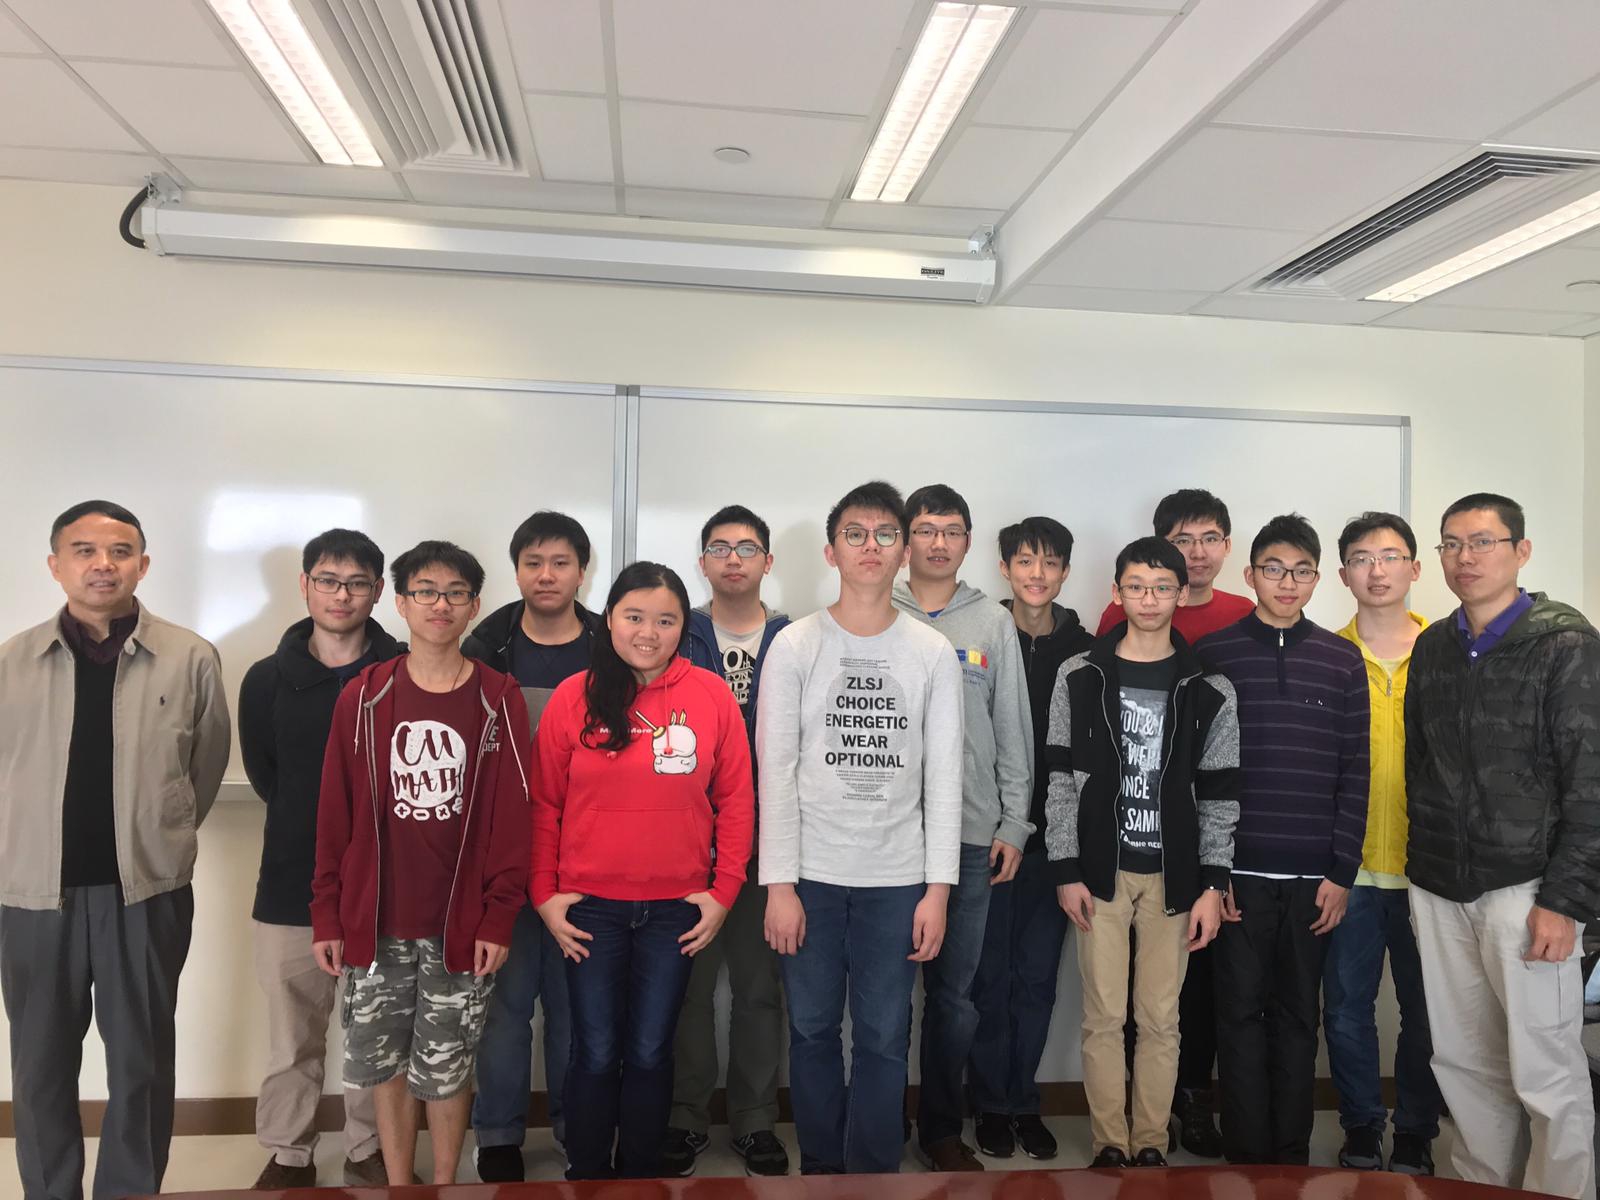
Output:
top-left (0, 360), bottom-right (619, 790)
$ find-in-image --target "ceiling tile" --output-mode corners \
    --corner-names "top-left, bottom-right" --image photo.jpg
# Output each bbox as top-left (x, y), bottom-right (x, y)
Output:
top-left (1004, 284), bottom-right (1207, 314)
top-left (73, 62), bottom-right (306, 161)
top-left (1552, 315), bottom-right (1600, 336)
top-left (500, 0), bottom-right (606, 95)
top-left (831, 200), bottom-right (1003, 237)
top-left (1371, 304), bottom-right (1588, 334)
top-left (620, 101), bottom-right (862, 199)
top-left (1499, 77), bottom-right (1600, 154)
top-left (1112, 126), bottom-right (1467, 232)
top-left (624, 189), bottom-right (828, 228)
top-left (401, 171), bottom-right (617, 214)
top-left (170, 158), bottom-right (405, 199)
top-left (0, 59), bottom-right (141, 151)
top-left (1411, 245), bottom-right (1600, 313)
top-left (0, 146), bottom-right (158, 186)
top-left (1030, 0), bottom-right (1187, 10)
top-left (0, 8), bottom-right (39, 53)
top-left (918, 126), bottom-right (1067, 209)
top-left (613, 0), bottom-right (918, 115)
top-left (1220, 0), bottom-right (1600, 141)
top-left (6, 0), bottom-right (234, 66)
top-left (1189, 294), bottom-right (1394, 325)
top-left (1026, 219), bottom-right (1308, 291)
top-left (526, 94), bottom-right (613, 184)
top-left (975, 8), bottom-right (1169, 130)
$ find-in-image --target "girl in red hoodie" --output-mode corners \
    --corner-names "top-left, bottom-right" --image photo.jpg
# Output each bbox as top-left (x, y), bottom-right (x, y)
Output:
top-left (532, 561), bottom-right (754, 1180)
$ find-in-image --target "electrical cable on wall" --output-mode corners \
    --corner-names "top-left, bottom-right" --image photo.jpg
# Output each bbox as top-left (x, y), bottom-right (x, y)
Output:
top-left (119, 185), bottom-right (149, 250)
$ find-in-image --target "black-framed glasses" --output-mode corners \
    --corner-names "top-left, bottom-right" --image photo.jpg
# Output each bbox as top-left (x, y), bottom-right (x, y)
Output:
top-left (1117, 583), bottom-right (1181, 600)
top-left (1252, 563), bottom-right (1319, 583)
top-left (1343, 552), bottom-right (1413, 571)
top-left (839, 525), bottom-right (902, 547)
top-left (1169, 533), bottom-right (1226, 550)
top-left (403, 587), bottom-right (476, 606)
top-left (310, 575), bottom-right (375, 596)
top-left (703, 541), bottom-right (765, 559)
top-left (1436, 537), bottom-right (1514, 557)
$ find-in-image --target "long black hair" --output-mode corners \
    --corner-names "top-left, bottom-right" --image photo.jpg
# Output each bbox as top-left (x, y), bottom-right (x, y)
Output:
top-left (581, 561), bottom-right (692, 752)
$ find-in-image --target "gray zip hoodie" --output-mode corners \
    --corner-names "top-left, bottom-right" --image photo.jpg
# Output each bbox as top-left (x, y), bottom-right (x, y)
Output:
top-left (892, 579), bottom-right (1035, 849)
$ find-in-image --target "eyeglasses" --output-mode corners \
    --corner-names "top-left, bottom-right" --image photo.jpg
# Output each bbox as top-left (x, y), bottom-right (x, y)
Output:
top-left (310, 575), bottom-right (375, 596)
top-left (1169, 533), bottom-right (1226, 550)
top-left (402, 587), bottom-right (476, 606)
top-left (839, 526), bottom-right (902, 548)
top-left (703, 542), bottom-right (765, 559)
top-left (1117, 583), bottom-right (1181, 600)
top-left (1436, 537), bottom-right (1515, 558)
top-left (1343, 552), bottom-right (1413, 571)
top-left (910, 525), bottom-right (969, 543)
top-left (1252, 563), bottom-right (1319, 583)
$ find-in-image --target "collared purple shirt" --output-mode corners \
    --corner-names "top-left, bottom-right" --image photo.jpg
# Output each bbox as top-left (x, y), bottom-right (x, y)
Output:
top-left (59, 601), bottom-right (140, 666)
top-left (1455, 588), bottom-right (1532, 660)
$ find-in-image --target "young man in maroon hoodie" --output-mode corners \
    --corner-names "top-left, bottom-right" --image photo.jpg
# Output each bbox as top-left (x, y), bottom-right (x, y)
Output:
top-left (311, 541), bottom-right (532, 1187)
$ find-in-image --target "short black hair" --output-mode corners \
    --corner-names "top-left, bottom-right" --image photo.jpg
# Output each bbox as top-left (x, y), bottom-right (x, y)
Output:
top-left (50, 500), bottom-right (145, 552)
top-left (509, 511), bottom-right (591, 569)
top-left (1153, 488), bottom-right (1231, 539)
top-left (701, 505), bottom-right (771, 553)
top-left (1115, 536), bottom-right (1188, 588)
top-left (1441, 492), bottom-right (1525, 543)
top-left (1250, 513), bottom-right (1321, 565)
top-left (391, 540), bottom-right (485, 595)
top-left (998, 517), bottom-right (1074, 565)
top-left (905, 483), bottom-right (972, 530)
top-left (826, 480), bottom-right (909, 544)
top-left (302, 528), bottom-right (384, 578)
top-left (1337, 512), bottom-right (1417, 562)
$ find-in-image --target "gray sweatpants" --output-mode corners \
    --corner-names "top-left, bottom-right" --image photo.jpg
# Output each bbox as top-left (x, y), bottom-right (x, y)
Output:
top-left (0, 885), bottom-right (192, 1200)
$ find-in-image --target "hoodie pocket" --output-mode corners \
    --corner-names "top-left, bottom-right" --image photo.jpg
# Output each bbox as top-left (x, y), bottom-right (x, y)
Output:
top-left (562, 805), bottom-right (711, 891)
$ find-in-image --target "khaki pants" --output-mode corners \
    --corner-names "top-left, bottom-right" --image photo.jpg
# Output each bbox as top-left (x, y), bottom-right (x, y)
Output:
top-left (253, 922), bottom-right (379, 1167)
top-left (1411, 882), bottom-right (1595, 1200)
top-left (1077, 870), bottom-right (1190, 1155)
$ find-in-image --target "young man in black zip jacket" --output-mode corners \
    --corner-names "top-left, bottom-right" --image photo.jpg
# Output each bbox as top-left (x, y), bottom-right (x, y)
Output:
top-left (1045, 536), bottom-right (1240, 1170)
top-left (968, 517), bottom-right (1092, 1161)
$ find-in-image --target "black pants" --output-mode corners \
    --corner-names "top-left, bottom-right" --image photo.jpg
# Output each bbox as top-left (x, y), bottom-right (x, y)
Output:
top-left (0, 885), bottom-right (193, 1200)
top-left (1213, 876), bottom-right (1328, 1165)
top-left (1175, 942), bottom-right (1216, 1091)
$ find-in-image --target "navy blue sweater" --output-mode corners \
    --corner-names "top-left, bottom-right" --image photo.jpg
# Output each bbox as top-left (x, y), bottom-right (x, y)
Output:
top-left (1195, 613), bottom-right (1369, 886)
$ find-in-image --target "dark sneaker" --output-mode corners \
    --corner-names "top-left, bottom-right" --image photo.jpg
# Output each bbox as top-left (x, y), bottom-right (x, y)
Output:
top-left (974, 1112), bottom-right (1015, 1159)
top-left (1090, 1146), bottom-right (1131, 1168)
top-left (1388, 1133), bottom-right (1435, 1176)
top-left (1176, 1089), bottom-right (1224, 1158)
top-left (475, 1144), bottom-right (524, 1184)
top-left (343, 1153), bottom-right (388, 1187)
top-left (918, 1135), bottom-right (985, 1171)
top-left (732, 1130), bottom-right (790, 1176)
top-left (1012, 1114), bottom-right (1058, 1160)
top-left (1338, 1126), bottom-right (1384, 1170)
top-left (1133, 1148), bottom-right (1168, 1168)
top-left (661, 1127), bottom-right (709, 1178)
top-left (253, 1157), bottom-right (316, 1189)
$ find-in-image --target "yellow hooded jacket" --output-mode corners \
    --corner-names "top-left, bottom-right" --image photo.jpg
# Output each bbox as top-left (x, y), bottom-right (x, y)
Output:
top-left (1336, 611), bottom-right (1427, 880)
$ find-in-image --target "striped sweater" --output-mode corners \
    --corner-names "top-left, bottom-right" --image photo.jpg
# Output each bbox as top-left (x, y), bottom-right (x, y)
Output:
top-left (1195, 613), bottom-right (1369, 886)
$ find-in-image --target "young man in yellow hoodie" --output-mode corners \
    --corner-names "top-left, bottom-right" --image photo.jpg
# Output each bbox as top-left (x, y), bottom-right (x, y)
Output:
top-left (1326, 513), bottom-right (1443, 1175)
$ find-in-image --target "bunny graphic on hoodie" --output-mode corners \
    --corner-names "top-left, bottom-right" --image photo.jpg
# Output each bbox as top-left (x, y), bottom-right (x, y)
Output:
top-left (639, 708), bottom-right (699, 775)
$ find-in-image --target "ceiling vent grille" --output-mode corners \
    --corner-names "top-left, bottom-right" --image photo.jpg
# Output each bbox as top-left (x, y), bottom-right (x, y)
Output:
top-left (1251, 149), bottom-right (1600, 299)
top-left (308, 0), bottom-right (516, 173)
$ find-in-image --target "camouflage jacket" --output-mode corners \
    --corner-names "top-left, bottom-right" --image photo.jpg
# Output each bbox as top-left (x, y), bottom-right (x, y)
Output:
top-left (1405, 594), bottom-right (1600, 922)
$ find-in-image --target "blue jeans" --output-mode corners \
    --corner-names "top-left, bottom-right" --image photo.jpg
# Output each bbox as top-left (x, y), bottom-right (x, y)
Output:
top-left (779, 880), bottom-right (923, 1174)
top-left (562, 897), bottom-right (698, 1180)
top-left (917, 842), bottom-right (994, 1143)
top-left (968, 849), bottom-right (1069, 1114)
top-left (472, 902), bottom-right (571, 1146)
top-left (1323, 885), bottom-right (1443, 1138)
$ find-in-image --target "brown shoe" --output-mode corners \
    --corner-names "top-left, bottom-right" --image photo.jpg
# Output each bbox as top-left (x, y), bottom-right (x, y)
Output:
top-left (919, 1136), bottom-right (986, 1172)
top-left (253, 1157), bottom-right (317, 1189)
top-left (343, 1153), bottom-right (389, 1187)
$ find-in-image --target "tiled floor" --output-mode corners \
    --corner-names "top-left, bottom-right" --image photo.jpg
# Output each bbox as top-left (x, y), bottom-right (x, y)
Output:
top-left (0, 1113), bottom-right (1462, 1193)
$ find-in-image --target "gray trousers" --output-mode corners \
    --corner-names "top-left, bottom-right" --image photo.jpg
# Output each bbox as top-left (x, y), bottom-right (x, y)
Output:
top-left (0, 885), bottom-right (192, 1200)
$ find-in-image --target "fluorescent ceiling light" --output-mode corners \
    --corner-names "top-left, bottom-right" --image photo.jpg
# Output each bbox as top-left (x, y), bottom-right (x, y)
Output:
top-left (204, 0), bottom-right (382, 167)
top-left (852, 3), bottom-right (1016, 204)
top-left (1368, 185), bottom-right (1600, 302)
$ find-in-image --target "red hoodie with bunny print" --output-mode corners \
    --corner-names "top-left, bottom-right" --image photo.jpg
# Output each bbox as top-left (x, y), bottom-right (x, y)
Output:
top-left (531, 655), bottom-right (754, 910)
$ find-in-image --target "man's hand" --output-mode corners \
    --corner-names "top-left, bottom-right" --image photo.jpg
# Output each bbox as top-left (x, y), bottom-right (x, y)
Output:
top-left (764, 884), bottom-right (806, 956)
top-left (1188, 889), bottom-right (1223, 951)
top-left (535, 892), bottom-right (592, 961)
top-left (1309, 879), bottom-right (1350, 935)
top-left (1056, 882), bottom-right (1093, 933)
top-left (474, 940), bottom-right (510, 976)
top-left (1525, 904), bottom-right (1577, 963)
top-left (679, 891), bottom-right (731, 956)
top-left (989, 839), bottom-right (1023, 885)
top-left (312, 939), bottom-right (343, 977)
top-left (910, 883), bottom-right (950, 962)
top-left (1222, 884), bottom-right (1242, 923)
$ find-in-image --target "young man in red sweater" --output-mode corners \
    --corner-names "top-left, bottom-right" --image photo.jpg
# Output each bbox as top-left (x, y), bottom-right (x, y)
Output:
top-left (311, 541), bottom-right (532, 1187)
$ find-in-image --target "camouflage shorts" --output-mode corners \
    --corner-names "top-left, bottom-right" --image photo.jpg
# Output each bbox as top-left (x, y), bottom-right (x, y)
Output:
top-left (340, 936), bottom-right (494, 1101)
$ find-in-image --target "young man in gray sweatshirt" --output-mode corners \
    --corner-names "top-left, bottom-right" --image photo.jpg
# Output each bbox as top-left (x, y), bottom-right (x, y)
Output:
top-left (892, 484), bottom-right (1034, 1172)
top-left (758, 480), bottom-right (964, 1176)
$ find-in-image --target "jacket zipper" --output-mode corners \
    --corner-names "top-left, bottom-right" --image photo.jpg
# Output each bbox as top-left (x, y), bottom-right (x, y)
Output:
top-left (1276, 628), bottom-right (1287, 695)
top-left (440, 694), bottom-right (497, 971)
top-left (1087, 661), bottom-right (1123, 879)
top-left (363, 697), bottom-right (382, 975)
top-left (1156, 673), bottom-right (1195, 914)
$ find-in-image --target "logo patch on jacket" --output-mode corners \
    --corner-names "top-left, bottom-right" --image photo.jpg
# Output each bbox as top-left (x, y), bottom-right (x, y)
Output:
top-left (957, 647), bottom-right (988, 669)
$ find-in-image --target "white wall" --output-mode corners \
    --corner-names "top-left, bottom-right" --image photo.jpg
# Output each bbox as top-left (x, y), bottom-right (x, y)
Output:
top-left (0, 180), bottom-right (1587, 1103)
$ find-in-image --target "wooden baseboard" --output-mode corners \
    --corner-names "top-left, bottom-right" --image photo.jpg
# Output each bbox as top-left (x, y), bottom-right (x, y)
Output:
top-left (0, 1080), bottom-right (1390, 1138)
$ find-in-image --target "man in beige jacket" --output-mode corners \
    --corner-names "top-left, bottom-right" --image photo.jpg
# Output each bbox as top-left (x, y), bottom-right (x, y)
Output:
top-left (0, 500), bottom-right (231, 1200)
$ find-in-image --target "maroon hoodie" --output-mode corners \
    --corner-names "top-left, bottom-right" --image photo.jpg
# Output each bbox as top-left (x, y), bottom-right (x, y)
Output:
top-left (311, 655), bottom-right (532, 974)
